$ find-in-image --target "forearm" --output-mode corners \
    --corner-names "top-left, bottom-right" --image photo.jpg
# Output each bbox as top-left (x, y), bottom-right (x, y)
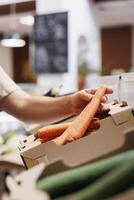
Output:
top-left (22, 94), bottom-right (74, 123)
top-left (0, 90), bottom-right (74, 123)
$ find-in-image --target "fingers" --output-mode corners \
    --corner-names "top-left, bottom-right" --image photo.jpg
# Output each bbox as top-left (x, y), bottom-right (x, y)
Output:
top-left (79, 90), bottom-right (93, 102)
top-left (84, 87), bottom-right (113, 95)
top-left (106, 87), bottom-right (113, 94)
top-left (75, 86), bottom-right (112, 115)
top-left (101, 96), bottom-right (107, 103)
top-left (82, 90), bottom-right (107, 103)
top-left (83, 118), bottom-right (100, 137)
top-left (98, 103), bottom-right (110, 113)
top-left (83, 87), bottom-right (113, 104)
top-left (87, 118), bottom-right (100, 130)
top-left (86, 88), bottom-right (97, 95)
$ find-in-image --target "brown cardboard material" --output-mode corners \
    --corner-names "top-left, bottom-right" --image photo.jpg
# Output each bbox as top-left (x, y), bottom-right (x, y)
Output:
top-left (19, 102), bottom-right (134, 169)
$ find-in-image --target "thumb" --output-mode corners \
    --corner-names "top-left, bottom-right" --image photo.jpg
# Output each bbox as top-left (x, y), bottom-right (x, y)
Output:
top-left (79, 90), bottom-right (93, 102)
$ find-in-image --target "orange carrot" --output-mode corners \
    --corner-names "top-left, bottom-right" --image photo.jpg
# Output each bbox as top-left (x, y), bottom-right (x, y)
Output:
top-left (35, 118), bottom-right (100, 143)
top-left (35, 123), bottom-right (70, 142)
top-left (54, 86), bottom-right (107, 146)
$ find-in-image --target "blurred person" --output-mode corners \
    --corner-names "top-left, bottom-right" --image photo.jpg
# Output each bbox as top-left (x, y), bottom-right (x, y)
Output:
top-left (0, 66), bottom-right (112, 126)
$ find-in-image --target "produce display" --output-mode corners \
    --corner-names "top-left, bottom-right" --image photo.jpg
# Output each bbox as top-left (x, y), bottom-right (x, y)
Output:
top-left (36, 150), bottom-right (134, 200)
top-left (0, 84), bottom-right (133, 200)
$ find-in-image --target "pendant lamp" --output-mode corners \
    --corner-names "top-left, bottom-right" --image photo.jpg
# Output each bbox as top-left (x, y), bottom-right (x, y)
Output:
top-left (1, 2), bottom-right (26, 48)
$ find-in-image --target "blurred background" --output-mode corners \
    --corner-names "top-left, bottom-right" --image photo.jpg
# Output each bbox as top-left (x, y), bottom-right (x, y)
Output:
top-left (0, 0), bottom-right (134, 94)
top-left (1, 0), bottom-right (134, 131)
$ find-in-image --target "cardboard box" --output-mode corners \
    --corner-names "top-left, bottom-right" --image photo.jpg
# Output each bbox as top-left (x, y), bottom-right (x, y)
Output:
top-left (19, 102), bottom-right (134, 169)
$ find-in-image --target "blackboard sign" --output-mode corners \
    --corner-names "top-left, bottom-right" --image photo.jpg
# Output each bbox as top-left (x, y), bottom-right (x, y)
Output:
top-left (33, 12), bottom-right (68, 73)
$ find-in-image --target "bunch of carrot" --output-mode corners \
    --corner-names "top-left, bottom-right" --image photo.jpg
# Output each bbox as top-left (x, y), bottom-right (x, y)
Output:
top-left (35, 86), bottom-right (107, 145)
top-left (35, 118), bottom-right (100, 143)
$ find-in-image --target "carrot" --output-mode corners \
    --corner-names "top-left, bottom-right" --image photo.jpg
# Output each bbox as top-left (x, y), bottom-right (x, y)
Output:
top-left (35, 123), bottom-right (70, 143)
top-left (35, 118), bottom-right (100, 143)
top-left (54, 86), bottom-right (107, 146)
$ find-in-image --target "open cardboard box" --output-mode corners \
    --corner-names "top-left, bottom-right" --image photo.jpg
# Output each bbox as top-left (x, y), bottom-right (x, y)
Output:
top-left (19, 101), bottom-right (134, 170)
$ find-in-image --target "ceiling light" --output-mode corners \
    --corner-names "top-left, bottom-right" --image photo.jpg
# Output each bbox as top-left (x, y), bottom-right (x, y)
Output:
top-left (1, 32), bottom-right (26, 48)
top-left (20, 16), bottom-right (34, 26)
top-left (1, 2), bottom-right (26, 48)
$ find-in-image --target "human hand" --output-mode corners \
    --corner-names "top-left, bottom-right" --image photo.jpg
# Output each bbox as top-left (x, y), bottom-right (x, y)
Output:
top-left (70, 87), bottom-right (113, 115)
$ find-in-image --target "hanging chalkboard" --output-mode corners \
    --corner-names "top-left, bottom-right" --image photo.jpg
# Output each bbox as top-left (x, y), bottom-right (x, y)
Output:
top-left (33, 12), bottom-right (68, 73)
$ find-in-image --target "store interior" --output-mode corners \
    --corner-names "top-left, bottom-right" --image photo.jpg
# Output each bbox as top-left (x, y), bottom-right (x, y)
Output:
top-left (0, 0), bottom-right (134, 199)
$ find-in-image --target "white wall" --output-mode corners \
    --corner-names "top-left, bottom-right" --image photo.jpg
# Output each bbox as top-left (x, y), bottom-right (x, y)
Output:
top-left (36, 0), bottom-right (101, 94)
top-left (0, 45), bottom-right (13, 78)
top-left (132, 27), bottom-right (134, 67)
